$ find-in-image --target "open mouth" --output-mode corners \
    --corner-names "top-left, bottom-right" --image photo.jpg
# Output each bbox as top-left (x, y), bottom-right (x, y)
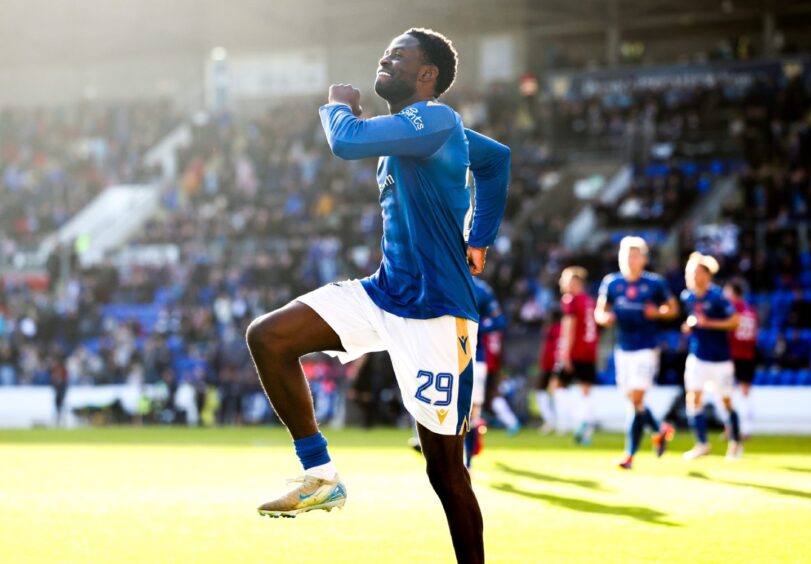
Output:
top-left (376, 70), bottom-right (392, 78)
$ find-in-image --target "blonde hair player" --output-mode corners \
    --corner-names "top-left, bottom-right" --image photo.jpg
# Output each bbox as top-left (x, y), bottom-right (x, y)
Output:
top-left (595, 237), bottom-right (679, 469)
top-left (680, 252), bottom-right (742, 460)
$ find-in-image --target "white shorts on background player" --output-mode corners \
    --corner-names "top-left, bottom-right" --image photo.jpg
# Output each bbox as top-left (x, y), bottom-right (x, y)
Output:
top-left (473, 361), bottom-right (487, 406)
top-left (614, 348), bottom-right (660, 391)
top-left (297, 280), bottom-right (478, 435)
top-left (684, 354), bottom-right (734, 397)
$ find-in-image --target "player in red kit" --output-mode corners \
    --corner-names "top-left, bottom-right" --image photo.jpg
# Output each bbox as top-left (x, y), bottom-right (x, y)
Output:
top-left (536, 309), bottom-right (562, 434)
top-left (557, 267), bottom-right (599, 445)
top-left (724, 280), bottom-right (758, 439)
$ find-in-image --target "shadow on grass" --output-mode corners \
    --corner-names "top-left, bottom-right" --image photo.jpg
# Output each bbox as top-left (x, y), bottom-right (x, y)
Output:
top-left (491, 483), bottom-right (679, 527)
top-left (688, 471), bottom-right (811, 500)
top-left (782, 466), bottom-right (811, 475)
top-left (494, 462), bottom-right (608, 491)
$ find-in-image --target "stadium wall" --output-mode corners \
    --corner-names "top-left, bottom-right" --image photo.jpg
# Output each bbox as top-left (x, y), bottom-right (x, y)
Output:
top-left (1, 386), bottom-right (810, 434)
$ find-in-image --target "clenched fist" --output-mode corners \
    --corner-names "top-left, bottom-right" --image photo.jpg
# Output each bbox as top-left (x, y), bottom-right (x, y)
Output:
top-left (328, 84), bottom-right (362, 117)
top-left (467, 246), bottom-right (487, 276)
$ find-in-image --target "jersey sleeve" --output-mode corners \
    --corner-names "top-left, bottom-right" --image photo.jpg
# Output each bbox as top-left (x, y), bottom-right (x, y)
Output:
top-left (598, 276), bottom-right (614, 305)
top-left (465, 129), bottom-right (511, 248)
top-left (318, 102), bottom-right (457, 160)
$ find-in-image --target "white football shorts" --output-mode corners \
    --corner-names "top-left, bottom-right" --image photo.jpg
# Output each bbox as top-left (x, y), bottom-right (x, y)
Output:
top-left (473, 361), bottom-right (488, 406)
top-left (297, 280), bottom-right (478, 435)
top-left (614, 348), bottom-right (660, 391)
top-left (684, 354), bottom-right (734, 397)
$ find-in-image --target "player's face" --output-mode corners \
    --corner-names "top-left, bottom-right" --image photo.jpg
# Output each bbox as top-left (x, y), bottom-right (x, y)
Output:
top-left (619, 247), bottom-right (646, 276)
top-left (559, 275), bottom-right (571, 294)
top-left (375, 34), bottom-right (425, 103)
top-left (686, 263), bottom-right (710, 290)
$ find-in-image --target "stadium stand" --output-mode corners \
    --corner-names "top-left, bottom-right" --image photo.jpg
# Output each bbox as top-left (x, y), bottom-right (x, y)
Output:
top-left (1, 57), bottom-right (809, 425)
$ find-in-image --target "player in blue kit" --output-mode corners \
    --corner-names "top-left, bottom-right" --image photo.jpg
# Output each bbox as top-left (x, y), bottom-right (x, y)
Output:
top-left (245, 29), bottom-right (509, 563)
top-left (680, 252), bottom-right (742, 460)
top-left (465, 277), bottom-right (508, 469)
top-left (595, 237), bottom-right (678, 470)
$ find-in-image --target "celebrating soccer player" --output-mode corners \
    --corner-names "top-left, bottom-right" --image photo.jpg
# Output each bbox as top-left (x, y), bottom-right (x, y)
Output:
top-left (681, 253), bottom-right (742, 460)
top-left (557, 266), bottom-right (599, 445)
top-left (595, 237), bottom-right (678, 469)
top-left (245, 29), bottom-right (509, 564)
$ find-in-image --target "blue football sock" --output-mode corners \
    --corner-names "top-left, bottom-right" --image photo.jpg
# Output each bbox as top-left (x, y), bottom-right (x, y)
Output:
top-left (689, 412), bottom-right (708, 444)
top-left (728, 409), bottom-right (741, 442)
top-left (464, 428), bottom-right (476, 468)
top-left (643, 407), bottom-right (660, 433)
top-left (625, 410), bottom-right (645, 456)
top-left (293, 432), bottom-right (331, 470)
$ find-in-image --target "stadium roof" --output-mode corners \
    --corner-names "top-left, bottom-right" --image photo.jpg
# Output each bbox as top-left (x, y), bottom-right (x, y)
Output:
top-left (2, 0), bottom-right (811, 69)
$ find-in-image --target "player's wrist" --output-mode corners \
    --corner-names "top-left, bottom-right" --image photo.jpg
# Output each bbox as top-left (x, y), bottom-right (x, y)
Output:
top-left (326, 100), bottom-right (353, 109)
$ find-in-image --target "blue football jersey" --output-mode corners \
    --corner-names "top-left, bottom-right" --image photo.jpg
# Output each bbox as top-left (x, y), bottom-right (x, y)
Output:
top-left (598, 271), bottom-right (673, 351)
top-left (680, 284), bottom-right (736, 361)
top-left (319, 101), bottom-right (510, 322)
top-left (474, 278), bottom-right (506, 362)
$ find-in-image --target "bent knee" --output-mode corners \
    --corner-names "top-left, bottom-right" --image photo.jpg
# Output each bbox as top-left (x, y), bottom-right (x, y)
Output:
top-left (246, 312), bottom-right (290, 353)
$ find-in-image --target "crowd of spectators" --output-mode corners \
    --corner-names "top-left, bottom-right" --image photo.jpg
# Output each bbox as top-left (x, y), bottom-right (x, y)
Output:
top-left (0, 101), bottom-right (174, 255)
top-left (1, 62), bottom-right (810, 425)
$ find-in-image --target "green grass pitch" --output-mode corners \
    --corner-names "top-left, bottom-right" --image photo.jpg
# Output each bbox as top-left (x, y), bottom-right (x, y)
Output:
top-left (0, 427), bottom-right (809, 563)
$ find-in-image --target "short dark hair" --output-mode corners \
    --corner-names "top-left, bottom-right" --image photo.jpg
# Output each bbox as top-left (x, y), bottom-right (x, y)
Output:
top-left (726, 279), bottom-right (745, 297)
top-left (406, 28), bottom-right (458, 97)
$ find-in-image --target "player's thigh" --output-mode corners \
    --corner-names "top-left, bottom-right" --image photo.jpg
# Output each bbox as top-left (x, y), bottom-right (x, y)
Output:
top-left (294, 280), bottom-right (385, 361)
top-left (417, 422), bottom-right (466, 474)
top-left (712, 361), bottom-right (735, 398)
top-left (381, 314), bottom-right (478, 435)
top-left (247, 299), bottom-right (344, 357)
top-left (616, 349), bottom-right (656, 391)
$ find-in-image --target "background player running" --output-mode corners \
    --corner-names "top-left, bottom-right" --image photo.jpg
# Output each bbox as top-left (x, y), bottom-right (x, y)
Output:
top-left (464, 277), bottom-right (508, 469)
top-left (724, 279), bottom-right (758, 439)
top-left (536, 308), bottom-right (562, 434)
top-left (557, 266), bottom-right (599, 445)
top-left (681, 253), bottom-right (742, 460)
top-left (595, 237), bottom-right (678, 470)
top-left (245, 29), bottom-right (509, 564)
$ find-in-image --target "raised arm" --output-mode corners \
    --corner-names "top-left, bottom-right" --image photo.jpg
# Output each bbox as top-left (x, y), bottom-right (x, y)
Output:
top-left (319, 102), bottom-right (457, 161)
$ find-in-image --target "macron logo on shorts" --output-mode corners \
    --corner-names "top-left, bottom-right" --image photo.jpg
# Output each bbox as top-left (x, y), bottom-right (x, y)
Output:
top-left (458, 336), bottom-right (468, 354)
top-left (436, 409), bottom-right (449, 424)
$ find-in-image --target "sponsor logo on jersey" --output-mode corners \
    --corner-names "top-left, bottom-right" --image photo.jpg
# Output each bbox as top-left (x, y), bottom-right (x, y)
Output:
top-left (626, 285), bottom-right (638, 299)
top-left (401, 107), bottom-right (425, 131)
top-left (378, 174), bottom-right (395, 191)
